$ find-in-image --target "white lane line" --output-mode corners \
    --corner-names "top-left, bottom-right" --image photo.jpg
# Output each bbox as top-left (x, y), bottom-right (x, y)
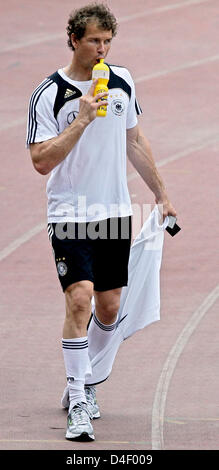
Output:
top-left (127, 135), bottom-right (219, 181)
top-left (119, 0), bottom-right (210, 23)
top-left (0, 439), bottom-right (149, 445)
top-left (0, 223), bottom-right (45, 262)
top-left (135, 54), bottom-right (219, 84)
top-left (0, 117), bottom-right (27, 132)
top-left (165, 416), bottom-right (219, 423)
top-left (151, 284), bottom-right (219, 450)
top-left (0, 32), bottom-right (64, 54)
top-left (0, 0), bottom-right (210, 54)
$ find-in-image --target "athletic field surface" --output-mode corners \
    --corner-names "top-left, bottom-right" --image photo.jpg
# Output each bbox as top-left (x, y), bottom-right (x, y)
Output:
top-left (0, 0), bottom-right (218, 453)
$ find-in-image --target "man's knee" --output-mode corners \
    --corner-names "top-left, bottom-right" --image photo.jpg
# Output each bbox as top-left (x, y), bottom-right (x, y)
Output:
top-left (65, 281), bottom-right (93, 316)
top-left (100, 300), bottom-right (120, 317)
top-left (94, 289), bottom-right (121, 323)
top-left (63, 281), bottom-right (93, 337)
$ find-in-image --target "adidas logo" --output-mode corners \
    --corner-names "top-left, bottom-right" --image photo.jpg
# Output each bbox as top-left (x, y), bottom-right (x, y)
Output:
top-left (64, 88), bottom-right (76, 99)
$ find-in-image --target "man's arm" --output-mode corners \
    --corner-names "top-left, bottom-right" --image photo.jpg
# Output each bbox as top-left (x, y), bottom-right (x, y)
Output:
top-left (29, 80), bottom-right (108, 175)
top-left (127, 124), bottom-right (177, 219)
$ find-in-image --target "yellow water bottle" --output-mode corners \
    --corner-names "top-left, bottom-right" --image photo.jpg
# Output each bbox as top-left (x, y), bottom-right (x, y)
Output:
top-left (92, 59), bottom-right (109, 117)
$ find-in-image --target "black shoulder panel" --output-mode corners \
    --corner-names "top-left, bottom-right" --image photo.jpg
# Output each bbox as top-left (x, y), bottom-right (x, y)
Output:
top-left (48, 71), bottom-right (82, 119)
top-left (108, 66), bottom-right (131, 100)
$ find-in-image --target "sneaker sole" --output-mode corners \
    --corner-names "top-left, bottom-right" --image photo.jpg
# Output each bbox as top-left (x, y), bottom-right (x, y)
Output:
top-left (66, 430), bottom-right (95, 441)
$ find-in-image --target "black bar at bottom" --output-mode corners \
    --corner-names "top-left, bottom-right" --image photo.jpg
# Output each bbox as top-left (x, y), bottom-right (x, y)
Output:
top-left (0, 450), bottom-right (218, 467)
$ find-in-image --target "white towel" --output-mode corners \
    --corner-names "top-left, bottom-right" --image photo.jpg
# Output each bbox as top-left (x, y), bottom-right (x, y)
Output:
top-left (85, 206), bottom-right (168, 385)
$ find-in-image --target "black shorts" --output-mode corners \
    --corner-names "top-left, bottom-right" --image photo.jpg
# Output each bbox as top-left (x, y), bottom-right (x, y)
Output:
top-left (48, 217), bottom-right (132, 292)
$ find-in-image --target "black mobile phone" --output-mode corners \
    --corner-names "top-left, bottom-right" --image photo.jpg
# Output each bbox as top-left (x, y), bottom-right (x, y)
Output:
top-left (165, 216), bottom-right (181, 237)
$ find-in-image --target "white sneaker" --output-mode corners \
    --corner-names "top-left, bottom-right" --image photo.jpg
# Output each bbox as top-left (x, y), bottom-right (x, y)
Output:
top-left (66, 402), bottom-right (95, 441)
top-left (85, 386), bottom-right (101, 419)
top-left (61, 385), bottom-right (69, 409)
top-left (61, 385), bottom-right (101, 419)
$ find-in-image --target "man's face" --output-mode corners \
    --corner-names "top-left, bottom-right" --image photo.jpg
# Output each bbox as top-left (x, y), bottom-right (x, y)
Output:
top-left (71, 21), bottom-right (113, 70)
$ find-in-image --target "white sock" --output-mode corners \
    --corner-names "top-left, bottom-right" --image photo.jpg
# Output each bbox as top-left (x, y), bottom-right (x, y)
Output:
top-left (62, 336), bottom-right (91, 411)
top-left (87, 310), bottom-right (118, 361)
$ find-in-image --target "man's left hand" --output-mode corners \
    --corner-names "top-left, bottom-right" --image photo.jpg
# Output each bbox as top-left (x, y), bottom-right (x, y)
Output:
top-left (156, 196), bottom-right (177, 221)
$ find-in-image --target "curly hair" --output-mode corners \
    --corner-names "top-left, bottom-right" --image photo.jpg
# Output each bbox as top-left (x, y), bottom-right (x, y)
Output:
top-left (66, 3), bottom-right (118, 51)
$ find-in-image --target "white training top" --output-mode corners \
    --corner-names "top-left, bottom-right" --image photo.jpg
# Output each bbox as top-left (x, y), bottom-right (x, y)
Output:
top-left (26, 65), bottom-right (142, 223)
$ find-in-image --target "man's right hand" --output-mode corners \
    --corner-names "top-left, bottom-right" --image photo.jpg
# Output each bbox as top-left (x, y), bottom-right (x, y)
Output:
top-left (78, 79), bottom-right (108, 126)
top-left (29, 81), bottom-right (108, 176)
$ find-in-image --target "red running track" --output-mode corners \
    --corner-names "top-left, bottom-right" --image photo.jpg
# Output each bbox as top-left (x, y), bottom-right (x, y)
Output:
top-left (0, 0), bottom-right (219, 451)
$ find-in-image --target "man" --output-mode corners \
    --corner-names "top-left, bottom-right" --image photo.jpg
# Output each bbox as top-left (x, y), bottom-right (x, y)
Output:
top-left (26, 3), bottom-right (176, 441)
